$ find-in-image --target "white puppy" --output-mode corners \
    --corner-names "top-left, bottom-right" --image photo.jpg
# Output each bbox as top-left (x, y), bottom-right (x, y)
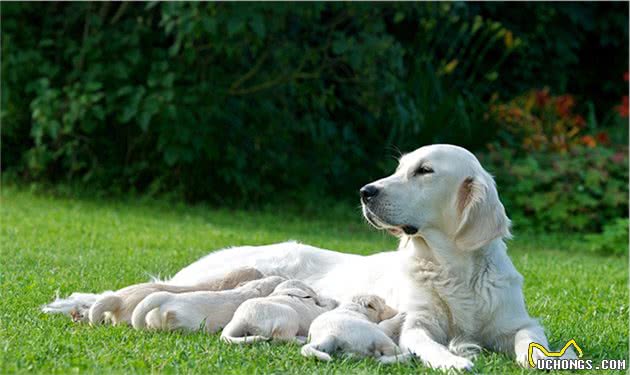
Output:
top-left (301, 295), bottom-right (408, 364)
top-left (89, 267), bottom-right (264, 325)
top-left (131, 276), bottom-right (285, 332)
top-left (43, 267), bottom-right (264, 325)
top-left (221, 280), bottom-right (337, 344)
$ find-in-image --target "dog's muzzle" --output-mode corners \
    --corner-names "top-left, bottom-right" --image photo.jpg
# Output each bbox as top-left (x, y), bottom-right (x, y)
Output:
top-left (362, 204), bottom-right (418, 236)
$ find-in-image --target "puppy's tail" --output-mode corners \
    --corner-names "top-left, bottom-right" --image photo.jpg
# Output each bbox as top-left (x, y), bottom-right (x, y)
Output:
top-left (131, 291), bottom-right (172, 329)
top-left (88, 294), bottom-right (122, 325)
top-left (300, 336), bottom-right (336, 362)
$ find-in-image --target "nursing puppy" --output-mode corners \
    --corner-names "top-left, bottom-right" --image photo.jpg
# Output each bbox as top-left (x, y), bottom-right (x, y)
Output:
top-left (301, 295), bottom-right (408, 364)
top-left (131, 275), bottom-right (285, 332)
top-left (88, 267), bottom-right (264, 325)
top-left (221, 280), bottom-right (338, 344)
top-left (43, 267), bottom-right (264, 325)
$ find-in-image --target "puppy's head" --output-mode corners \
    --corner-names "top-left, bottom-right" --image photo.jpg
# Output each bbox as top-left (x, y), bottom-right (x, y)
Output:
top-left (273, 280), bottom-right (317, 296)
top-left (220, 267), bottom-right (264, 290)
top-left (242, 275), bottom-right (286, 295)
top-left (360, 144), bottom-right (511, 251)
top-left (351, 295), bottom-right (397, 322)
top-left (272, 279), bottom-right (336, 309)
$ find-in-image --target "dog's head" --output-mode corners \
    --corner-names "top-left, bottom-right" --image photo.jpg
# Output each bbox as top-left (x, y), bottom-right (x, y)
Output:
top-left (360, 144), bottom-right (511, 251)
top-left (351, 295), bottom-right (397, 322)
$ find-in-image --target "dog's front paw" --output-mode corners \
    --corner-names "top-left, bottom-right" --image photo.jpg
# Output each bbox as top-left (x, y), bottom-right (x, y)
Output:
top-left (402, 342), bottom-right (474, 371)
top-left (421, 352), bottom-right (473, 371)
top-left (517, 345), bottom-right (575, 369)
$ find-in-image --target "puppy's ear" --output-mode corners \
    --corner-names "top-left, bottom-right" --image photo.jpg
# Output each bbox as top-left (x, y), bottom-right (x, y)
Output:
top-left (286, 289), bottom-right (312, 299)
top-left (454, 174), bottom-right (511, 251)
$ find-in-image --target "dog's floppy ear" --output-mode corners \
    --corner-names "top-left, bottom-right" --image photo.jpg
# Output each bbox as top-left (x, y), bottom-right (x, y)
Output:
top-left (454, 174), bottom-right (511, 251)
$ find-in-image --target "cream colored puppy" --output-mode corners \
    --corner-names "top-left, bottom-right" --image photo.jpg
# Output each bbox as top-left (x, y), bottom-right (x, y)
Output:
top-left (89, 267), bottom-right (263, 325)
top-left (301, 295), bottom-right (408, 364)
top-left (221, 280), bottom-right (337, 344)
top-left (131, 276), bottom-right (285, 332)
top-left (43, 267), bottom-right (264, 325)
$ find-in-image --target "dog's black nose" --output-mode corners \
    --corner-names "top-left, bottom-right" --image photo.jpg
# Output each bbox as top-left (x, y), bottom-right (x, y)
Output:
top-left (360, 185), bottom-right (379, 202)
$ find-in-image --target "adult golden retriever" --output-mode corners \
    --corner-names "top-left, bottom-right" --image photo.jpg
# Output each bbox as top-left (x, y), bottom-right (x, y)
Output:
top-left (44, 144), bottom-right (560, 370)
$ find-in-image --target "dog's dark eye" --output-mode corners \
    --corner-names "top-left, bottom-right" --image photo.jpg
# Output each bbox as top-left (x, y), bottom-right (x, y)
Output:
top-left (413, 165), bottom-right (434, 176)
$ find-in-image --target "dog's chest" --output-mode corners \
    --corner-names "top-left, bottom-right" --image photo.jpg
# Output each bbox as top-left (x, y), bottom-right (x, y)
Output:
top-left (408, 257), bottom-right (499, 337)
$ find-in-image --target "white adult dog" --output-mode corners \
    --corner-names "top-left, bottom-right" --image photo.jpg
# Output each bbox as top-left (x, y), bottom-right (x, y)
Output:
top-left (44, 144), bottom-right (552, 370)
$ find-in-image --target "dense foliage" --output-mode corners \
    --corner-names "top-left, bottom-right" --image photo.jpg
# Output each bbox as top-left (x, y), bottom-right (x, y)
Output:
top-left (2, 3), bottom-right (628, 241)
top-left (474, 3), bottom-right (629, 116)
top-left (483, 145), bottom-right (628, 233)
top-left (482, 84), bottom-right (628, 243)
top-left (3, 2), bottom-right (522, 202)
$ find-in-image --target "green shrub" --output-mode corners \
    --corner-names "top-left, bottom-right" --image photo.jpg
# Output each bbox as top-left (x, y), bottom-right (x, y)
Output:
top-left (585, 218), bottom-right (629, 256)
top-left (482, 145), bottom-right (628, 233)
top-left (487, 88), bottom-right (591, 154)
top-left (474, 2), bottom-right (629, 117)
top-left (1, 2), bottom-right (516, 204)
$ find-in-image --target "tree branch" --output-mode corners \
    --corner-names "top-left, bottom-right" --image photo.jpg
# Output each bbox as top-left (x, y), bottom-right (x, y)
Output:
top-left (110, 2), bottom-right (130, 24)
top-left (229, 50), bottom-right (270, 92)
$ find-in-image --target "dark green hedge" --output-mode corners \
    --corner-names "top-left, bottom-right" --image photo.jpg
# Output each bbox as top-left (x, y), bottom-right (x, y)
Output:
top-left (2, 3), bottom-right (627, 205)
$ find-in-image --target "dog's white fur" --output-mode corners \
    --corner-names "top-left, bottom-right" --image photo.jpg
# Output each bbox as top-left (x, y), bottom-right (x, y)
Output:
top-left (221, 279), bottom-right (337, 344)
top-left (44, 144), bottom-right (552, 370)
top-left (131, 276), bottom-right (285, 332)
top-left (301, 295), bottom-right (407, 363)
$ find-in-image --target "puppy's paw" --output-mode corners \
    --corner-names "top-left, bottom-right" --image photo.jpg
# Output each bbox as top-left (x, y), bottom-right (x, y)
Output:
top-left (144, 308), bottom-right (181, 331)
top-left (135, 293), bottom-right (207, 332)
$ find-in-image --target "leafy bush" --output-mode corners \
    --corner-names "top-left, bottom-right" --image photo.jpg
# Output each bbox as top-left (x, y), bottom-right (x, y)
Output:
top-left (488, 89), bottom-right (593, 154)
top-left (483, 145), bottom-right (628, 233)
top-left (473, 2), bottom-right (629, 117)
top-left (484, 82), bottom-right (628, 236)
top-left (1, 2), bottom-right (517, 204)
top-left (585, 218), bottom-right (629, 256)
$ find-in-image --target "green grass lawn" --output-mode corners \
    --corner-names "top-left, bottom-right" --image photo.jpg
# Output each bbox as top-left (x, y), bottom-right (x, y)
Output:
top-left (1, 187), bottom-right (628, 374)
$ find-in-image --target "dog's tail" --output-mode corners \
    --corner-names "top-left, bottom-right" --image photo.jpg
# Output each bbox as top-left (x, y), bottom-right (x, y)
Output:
top-left (41, 292), bottom-right (104, 322)
top-left (88, 294), bottom-right (122, 325)
top-left (131, 291), bottom-right (172, 329)
top-left (300, 336), bottom-right (336, 362)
